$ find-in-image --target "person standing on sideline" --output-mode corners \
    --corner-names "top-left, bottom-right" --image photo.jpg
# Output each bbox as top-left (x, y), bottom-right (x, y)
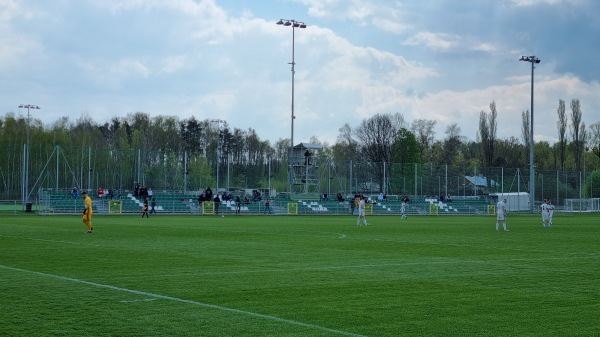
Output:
top-left (213, 194), bottom-right (221, 215)
top-left (264, 198), bottom-right (273, 214)
top-left (496, 198), bottom-right (509, 232)
top-left (81, 191), bottom-right (93, 233)
top-left (150, 198), bottom-right (157, 214)
top-left (541, 199), bottom-right (549, 227)
top-left (235, 195), bottom-right (241, 214)
top-left (357, 196), bottom-right (368, 226)
top-left (141, 198), bottom-right (149, 218)
top-left (547, 199), bottom-right (554, 228)
top-left (401, 201), bottom-right (407, 219)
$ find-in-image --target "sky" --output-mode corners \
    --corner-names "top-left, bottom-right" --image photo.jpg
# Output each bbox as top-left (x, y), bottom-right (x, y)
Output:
top-left (2, 0), bottom-right (599, 146)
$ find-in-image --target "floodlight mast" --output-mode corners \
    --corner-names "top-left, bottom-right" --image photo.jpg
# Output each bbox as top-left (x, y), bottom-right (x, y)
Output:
top-left (519, 55), bottom-right (540, 213)
top-left (18, 104), bottom-right (41, 208)
top-left (276, 19), bottom-right (307, 195)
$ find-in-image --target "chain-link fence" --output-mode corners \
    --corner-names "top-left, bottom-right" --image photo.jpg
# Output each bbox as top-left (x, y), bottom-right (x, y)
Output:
top-left (3, 144), bottom-right (599, 212)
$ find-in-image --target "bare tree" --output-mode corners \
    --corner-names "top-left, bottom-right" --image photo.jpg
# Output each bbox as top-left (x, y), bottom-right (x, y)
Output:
top-left (390, 112), bottom-right (408, 131)
top-left (355, 114), bottom-right (398, 191)
top-left (589, 121), bottom-right (600, 167)
top-left (479, 111), bottom-right (489, 166)
top-left (479, 102), bottom-right (498, 189)
top-left (521, 110), bottom-right (530, 163)
top-left (440, 123), bottom-right (462, 165)
top-left (333, 123), bottom-right (359, 162)
top-left (557, 99), bottom-right (567, 170)
top-left (411, 119), bottom-right (437, 163)
top-left (570, 99), bottom-right (585, 172)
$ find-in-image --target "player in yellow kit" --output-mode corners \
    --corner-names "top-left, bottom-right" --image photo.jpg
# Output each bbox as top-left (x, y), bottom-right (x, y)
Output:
top-left (81, 191), bottom-right (93, 233)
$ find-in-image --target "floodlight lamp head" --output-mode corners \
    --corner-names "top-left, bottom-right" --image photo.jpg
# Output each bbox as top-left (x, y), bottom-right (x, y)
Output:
top-left (284, 21), bottom-right (291, 26)
top-left (299, 23), bottom-right (307, 28)
top-left (293, 22), bottom-right (300, 27)
top-left (276, 19), bottom-right (284, 25)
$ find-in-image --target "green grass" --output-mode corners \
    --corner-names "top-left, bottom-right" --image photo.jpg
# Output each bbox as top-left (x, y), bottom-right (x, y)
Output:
top-left (1, 213), bottom-right (598, 337)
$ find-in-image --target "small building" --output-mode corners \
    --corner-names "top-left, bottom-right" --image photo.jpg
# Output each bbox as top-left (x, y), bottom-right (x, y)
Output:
top-left (490, 192), bottom-right (530, 211)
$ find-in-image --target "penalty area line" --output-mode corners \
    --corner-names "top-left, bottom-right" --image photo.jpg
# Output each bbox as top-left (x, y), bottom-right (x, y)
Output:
top-left (0, 264), bottom-right (367, 337)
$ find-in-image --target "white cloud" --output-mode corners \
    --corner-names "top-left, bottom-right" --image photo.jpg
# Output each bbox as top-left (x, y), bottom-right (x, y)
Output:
top-left (110, 59), bottom-right (151, 78)
top-left (403, 31), bottom-right (458, 51)
top-left (2, 0), bottom-right (599, 148)
top-left (0, 0), bottom-right (40, 69)
top-left (373, 18), bottom-right (412, 34)
top-left (162, 55), bottom-right (188, 74)
top-left (509, 0), bottom-right (580, 6)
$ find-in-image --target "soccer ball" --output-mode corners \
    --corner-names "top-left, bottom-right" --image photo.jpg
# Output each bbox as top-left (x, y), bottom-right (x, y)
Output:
top-left (221, 215), bottom-right (225, 218)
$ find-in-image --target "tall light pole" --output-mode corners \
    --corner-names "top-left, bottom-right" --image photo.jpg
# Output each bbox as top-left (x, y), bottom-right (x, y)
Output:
top-left (18, 104), bottom-right (40, 207)
top-left (277, 18), bottom-right (307, 195)
top-left (519, 55), bottom-right (540, 212)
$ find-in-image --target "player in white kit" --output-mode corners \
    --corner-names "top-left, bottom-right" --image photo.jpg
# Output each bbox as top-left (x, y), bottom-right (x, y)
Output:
top-left (496, 198), bottom-right (509, 232)
top-left (541, 199), bottom-right (550, 227)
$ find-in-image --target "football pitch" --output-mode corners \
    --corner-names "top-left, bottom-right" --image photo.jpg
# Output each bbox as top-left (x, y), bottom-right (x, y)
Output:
top-left (1, 213), bottom-right (598, 337)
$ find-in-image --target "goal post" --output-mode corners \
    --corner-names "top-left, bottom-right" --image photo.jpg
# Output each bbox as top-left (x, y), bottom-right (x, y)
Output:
top-left (429, 204), bottom-right (438, 215)
top-left (108, 200), bottom-right (122, 215)
top-left (287, 202), bottom-right (298, 215)
top-left (202, 201), bottom-right (215, 215)
top-left (365, 203), bottom-right (373, 215)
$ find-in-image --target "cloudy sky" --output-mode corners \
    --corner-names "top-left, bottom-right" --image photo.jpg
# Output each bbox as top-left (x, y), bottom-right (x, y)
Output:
top-left (2, 0), bottom-right (599, 146)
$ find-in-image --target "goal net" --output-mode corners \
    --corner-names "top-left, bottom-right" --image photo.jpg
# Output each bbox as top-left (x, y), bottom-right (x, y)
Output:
top-left (564, 198), bottom-right (600, 212)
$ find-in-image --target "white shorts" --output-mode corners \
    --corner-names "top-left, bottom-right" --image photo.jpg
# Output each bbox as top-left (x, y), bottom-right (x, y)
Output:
top-left (497, 213), bottom-right (505, 221)
top-left (542, 213), bottom-right (549, 221)
top-left (358, 209), bottom-right (365, 216)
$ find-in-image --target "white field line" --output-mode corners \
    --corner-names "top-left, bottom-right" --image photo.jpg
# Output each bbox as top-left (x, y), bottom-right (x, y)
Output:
top-left (0, 264), bottom-right (368, 337)
top-left (0, 234), bottom-right (100, 247)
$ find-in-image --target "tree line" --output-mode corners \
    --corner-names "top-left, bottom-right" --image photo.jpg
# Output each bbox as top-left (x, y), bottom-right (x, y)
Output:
top-left (1, 98), bottom-right (599, 199)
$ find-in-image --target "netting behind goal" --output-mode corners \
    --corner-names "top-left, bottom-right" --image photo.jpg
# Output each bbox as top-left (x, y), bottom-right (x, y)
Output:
top-left (564, 198), bottom-right (600, 212)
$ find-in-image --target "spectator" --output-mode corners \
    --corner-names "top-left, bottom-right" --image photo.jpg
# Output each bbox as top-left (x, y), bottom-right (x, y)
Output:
top-left (205, 187), bottom-right (213, 201)
top-left (97, 187), bottom-right (104, 199)
top-left (349, 195), bottom-right (357, 215)
top-left (150, 198), bottom-right (157, 214)
top-left (235, 195), bottom-right (241, 214)
top-left (336, 192), bottom-right (345, 203)
top-left (213, 194), bottom-right (221, 215)
top-left (264, 198), bottom-right (273, 214)
top-left (71, 187), bottom-right (78, 199)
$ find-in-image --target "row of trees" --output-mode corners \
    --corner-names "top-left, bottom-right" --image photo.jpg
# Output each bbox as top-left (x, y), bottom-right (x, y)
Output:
top-left (1, 98), bottom-right (599, 200)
